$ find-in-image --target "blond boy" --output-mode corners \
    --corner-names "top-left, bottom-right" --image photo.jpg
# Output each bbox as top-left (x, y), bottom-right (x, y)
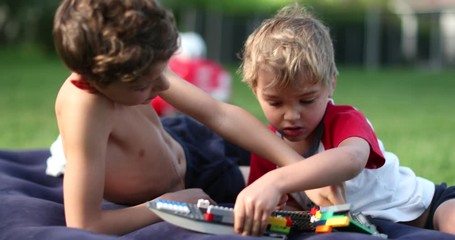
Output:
top-left (234, 3), bottom-right (455, 236)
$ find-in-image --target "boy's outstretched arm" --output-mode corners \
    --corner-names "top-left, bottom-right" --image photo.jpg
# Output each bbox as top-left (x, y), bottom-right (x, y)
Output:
top-left (62, 110), bottom-right (213, 235)
top-left (160, 68), bottom-right (304, 167)
top-left (234, 137), bottom-right (370, 236)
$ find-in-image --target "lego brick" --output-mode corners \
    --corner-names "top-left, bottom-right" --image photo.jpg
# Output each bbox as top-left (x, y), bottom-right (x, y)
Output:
top-left (319, 204), bottom-right (351, 214)
top-left (325, 216), bottom-right (350, 227)
top-left (269, 225), bottom-right (291, 234)
top-left (315, 225), bottom-right (333, 233)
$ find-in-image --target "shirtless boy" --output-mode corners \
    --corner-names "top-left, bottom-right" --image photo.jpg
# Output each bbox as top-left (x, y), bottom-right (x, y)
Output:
top-left (52, 0), bottom-right (306, 235)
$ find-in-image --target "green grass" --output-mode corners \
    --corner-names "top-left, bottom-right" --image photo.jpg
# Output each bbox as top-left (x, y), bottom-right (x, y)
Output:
top-left (1, 46), bottom-right (454, 185)
top-left (336, 68), bottom-right (455, 186)
top-left (0, 46), bottom-right (69, 149)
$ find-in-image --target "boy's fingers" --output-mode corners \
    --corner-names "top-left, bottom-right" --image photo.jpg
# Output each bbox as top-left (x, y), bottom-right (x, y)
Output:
top-left (242, 208), bottom-right (253, 236)
top-left (234, 201), bottom-right (254, 236)
top-left (276, 194), bottom-right (288, 209)
top-left (251, 208), bottom-right (263, 236)
top-left (233, 204), bottom-right (245, 234)
top-left (244, 201), bottom-right (260, 236)
top-left (234, 215), bottom-right (245, 234)
top-left (252, 205), bottom-right (274, 236)
top-left (260, 212), bottom-right (269, 235)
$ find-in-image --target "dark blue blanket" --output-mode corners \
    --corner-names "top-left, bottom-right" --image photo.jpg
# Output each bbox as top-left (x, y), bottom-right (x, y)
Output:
top-left (1, 149), bottom-right (454, 240)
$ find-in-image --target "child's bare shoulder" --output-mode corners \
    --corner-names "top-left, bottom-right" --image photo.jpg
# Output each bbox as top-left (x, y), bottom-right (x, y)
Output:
top-left (56, 77), bottom-right (112, 114)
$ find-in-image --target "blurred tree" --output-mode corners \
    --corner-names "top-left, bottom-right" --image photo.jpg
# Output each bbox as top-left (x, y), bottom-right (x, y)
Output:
top-left (2, 0), bottom-right (443, 68)
top-left (0, 0), bottom-right (59, 54)
top-left (162, 0), bottom-right (395, 67)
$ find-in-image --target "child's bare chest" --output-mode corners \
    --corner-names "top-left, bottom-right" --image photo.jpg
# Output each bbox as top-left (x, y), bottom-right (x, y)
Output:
top-left (103, 107), bottom-right (186, 204)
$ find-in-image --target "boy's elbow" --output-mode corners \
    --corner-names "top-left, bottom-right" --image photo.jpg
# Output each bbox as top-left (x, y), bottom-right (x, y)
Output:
top-left (338, 138), bottom-right (370, 179)
top-left (345, 148), bottom-right (369, 179)
top-left (67, 221), bottom-right (94, 232)
top-left (67, 218), bottom-right (107, 235)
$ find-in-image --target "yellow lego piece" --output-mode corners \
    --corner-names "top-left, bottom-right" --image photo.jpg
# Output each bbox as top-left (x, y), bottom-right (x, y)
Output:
top-left (268, 216), bottom-right (287, 226)
top-left (325, 216), bottom-right (350, 227)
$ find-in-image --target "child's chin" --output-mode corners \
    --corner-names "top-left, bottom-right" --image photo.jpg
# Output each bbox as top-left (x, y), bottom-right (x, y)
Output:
top-left (283, 134), bottom-right (305, 142)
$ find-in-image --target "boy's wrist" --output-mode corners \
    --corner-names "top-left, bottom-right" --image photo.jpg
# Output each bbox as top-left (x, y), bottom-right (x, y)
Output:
top-left (263, 169), bottom-right (288, 195)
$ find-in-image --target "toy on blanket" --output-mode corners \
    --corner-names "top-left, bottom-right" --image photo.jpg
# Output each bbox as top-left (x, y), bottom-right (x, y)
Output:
top-left (147, 199), bottom-right (301, 239)
top-left (147, 199), bottom-right (386, 239)
top-left (311, 204), bottom-right (388, 238)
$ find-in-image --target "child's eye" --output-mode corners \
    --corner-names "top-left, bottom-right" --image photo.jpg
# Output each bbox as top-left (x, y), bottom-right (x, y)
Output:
top-left (300, 99), bottom-right (315, 105)
top-left (268, 101), bottom-right (282, 107)
top-left (133, 87), bottom-right (147, 92)
top-left (132, 84), bottom-right (150, 92)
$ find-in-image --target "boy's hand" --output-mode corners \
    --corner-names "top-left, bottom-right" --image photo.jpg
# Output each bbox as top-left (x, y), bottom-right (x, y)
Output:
top-left (304, 183), bottom-right (346, 207)
top-left (158, 188), bottom-right (216, 205)
top-left (233, 183), bottom-right (286, 236)
top-left (276, 193), bottom-right (288, 210)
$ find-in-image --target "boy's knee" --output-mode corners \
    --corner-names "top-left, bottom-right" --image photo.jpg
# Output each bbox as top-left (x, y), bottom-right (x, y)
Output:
top-left (305, 184), bottom-right (346, 207)
top-left (326, 183), bottom-right (346, 205)
top-left (434, 200), bottom-right (455, 234)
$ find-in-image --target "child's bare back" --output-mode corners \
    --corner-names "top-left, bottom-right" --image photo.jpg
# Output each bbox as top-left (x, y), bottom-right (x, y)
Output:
top-left (56, 74), bottom-right (186, 205)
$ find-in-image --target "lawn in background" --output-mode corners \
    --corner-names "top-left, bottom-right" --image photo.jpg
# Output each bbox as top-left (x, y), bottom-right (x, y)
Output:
top-left (0, 46), bottom-right (68, 149)
top-left (1, 46), bottom-right (454, 185)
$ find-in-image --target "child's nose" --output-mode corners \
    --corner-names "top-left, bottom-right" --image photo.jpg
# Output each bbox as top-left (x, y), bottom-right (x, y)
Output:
top-left (283, 106), bottom-right (301, 121)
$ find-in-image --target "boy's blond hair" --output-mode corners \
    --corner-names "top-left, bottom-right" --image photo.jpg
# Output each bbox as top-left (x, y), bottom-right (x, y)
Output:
top-left (240, 3), bottom-right (338, 90)
top-left (53, 0), bottom-right (179, 85)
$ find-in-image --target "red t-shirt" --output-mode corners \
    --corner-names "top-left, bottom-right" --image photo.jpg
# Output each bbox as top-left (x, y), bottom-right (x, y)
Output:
top-left (151, 57), bottom-right (231, 116)
top-left (247, 101), bottom-right (385, 185)
top-left (168, 57), bottom-right (229, 94)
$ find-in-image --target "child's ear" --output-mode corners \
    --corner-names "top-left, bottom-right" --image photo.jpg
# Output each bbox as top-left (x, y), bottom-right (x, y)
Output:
top-left (328, 77), bottom-right (337, 98)
top-left (252, 86), bottom-right (258, 96)
top-left (70, 74), bottom-right (97, 93)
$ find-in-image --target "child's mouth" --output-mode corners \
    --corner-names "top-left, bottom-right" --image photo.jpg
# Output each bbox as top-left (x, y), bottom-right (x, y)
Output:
top-left (282, 127), bottom-right (304, 137)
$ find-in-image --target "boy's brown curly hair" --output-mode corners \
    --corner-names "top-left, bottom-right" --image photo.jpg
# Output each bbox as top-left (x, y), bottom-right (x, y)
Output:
top-left (53, 0), bottom-right (179, 85)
